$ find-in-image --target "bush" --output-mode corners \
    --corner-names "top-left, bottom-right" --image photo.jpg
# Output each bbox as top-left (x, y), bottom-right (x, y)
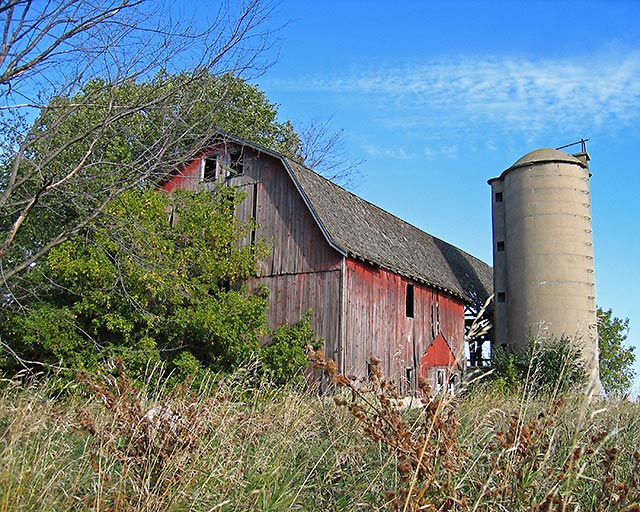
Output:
top-left (488, 337), bottom-right (587, 394)
top-left (259, 310), bottom-right (322, 386)
top-left (0, 188), bottom-right (270, 383)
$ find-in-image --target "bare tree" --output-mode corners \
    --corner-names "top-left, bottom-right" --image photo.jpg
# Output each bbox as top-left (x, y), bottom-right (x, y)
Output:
top-left (297, 115), bottom-right (362, 187)
top-left (0, 0), bottom-right (279, 287)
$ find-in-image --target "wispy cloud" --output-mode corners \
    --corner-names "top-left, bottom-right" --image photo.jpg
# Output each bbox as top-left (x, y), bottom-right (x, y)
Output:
top-left (362, 144), bottom-right (416, 160)
top-left (271, 51), bottom-right (640, 138)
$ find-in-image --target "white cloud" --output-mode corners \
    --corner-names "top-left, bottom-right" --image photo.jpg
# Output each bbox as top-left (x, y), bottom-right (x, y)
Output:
top-left (362, 144), bottom-right (415, 160)
top-left (271, 52), bottom-right (640, 138)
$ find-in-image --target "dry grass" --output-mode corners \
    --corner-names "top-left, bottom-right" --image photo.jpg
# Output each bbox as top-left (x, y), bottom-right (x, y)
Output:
top-left (310, 350), bottom-right (640, 511)
top-left (0, 360), bottom-right (639, 511)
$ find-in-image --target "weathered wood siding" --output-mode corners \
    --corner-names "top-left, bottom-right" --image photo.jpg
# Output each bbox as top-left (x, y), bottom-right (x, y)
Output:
top-left (236, 149), bottom-right (343, 359)
top-left (231, 149), bottom-right (343, 276)
top-left (162, 144), bottom-right (344, 359)
top-left (245, 271), bottom-right (342, 362)
top-left (343, 258), bottom-right (464, 391)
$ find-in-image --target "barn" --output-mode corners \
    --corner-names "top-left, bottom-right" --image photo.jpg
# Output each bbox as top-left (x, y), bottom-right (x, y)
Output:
top-left (162, 133), bottom-right (493, 394)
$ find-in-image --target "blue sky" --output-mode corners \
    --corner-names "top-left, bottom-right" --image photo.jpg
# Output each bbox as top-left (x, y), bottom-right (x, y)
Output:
top-left (201, 1), bottom-right (640, 387)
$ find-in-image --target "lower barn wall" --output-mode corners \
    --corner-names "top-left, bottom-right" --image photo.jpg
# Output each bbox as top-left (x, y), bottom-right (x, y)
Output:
top-left (246, 269), bottom-right (343, 365)
top-left (342, 258), bottom-right (465, 393)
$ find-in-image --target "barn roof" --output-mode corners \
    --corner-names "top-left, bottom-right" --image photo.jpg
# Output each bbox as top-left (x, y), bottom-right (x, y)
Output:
top-left (282, 159), bottom-right (492, 305)
top-left (206, 132), bottom-right (493, 305)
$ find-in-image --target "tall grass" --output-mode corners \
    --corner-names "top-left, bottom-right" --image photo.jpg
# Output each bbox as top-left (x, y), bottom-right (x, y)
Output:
top-left (0, 360), bottom-right (639, 511)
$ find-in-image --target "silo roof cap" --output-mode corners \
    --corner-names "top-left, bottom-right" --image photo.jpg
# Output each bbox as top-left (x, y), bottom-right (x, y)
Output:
top-left (509, 148), bottom-right (587, 170)
top-left (489, 148), bottom-right (588, 183)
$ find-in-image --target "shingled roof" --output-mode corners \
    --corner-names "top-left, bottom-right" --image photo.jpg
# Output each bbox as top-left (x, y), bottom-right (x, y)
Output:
top-left (283, 158), bottom-right (493, 305)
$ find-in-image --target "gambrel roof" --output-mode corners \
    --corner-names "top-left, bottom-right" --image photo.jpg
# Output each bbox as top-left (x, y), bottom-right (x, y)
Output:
top-left (284, 159), bottom-right (492, 305)
top-left (209, 132), bottom-right (493, 305)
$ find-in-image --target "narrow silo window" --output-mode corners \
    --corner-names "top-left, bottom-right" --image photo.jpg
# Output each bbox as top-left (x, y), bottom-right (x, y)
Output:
top-left (497, 292), bottom-right (506, 303)
top-left (495, 192), bottom-right (503, 202)
top-left (406, 284), bottom-right (414, 318)
top-left (497, 241), bottom-right (505, 252)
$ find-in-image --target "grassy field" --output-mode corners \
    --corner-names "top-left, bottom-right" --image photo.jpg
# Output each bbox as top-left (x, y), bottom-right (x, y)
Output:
top-left (0, 363), bottom-right (639, 511)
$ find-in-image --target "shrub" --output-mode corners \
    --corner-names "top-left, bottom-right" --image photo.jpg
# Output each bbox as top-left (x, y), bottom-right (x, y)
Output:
top-left (259, 310), bottom-right (322, 386)
top-left (489, 336), bottom-right (587, 394)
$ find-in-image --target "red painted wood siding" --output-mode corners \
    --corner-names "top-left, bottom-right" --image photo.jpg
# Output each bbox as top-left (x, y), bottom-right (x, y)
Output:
top-left (343, 258), bottom-right (465, 390)
top-left (162, 157), bottom-right (202, 192)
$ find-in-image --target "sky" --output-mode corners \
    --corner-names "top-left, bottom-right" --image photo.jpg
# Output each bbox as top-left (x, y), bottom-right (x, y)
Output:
top-left (196, 0), bottom-right (640, 390)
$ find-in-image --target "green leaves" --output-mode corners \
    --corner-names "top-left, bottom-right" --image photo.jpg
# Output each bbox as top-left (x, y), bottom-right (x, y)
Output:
top-left (260, 311), bottom-right (322, 386)
top-left (489, 337), bottom-right (587, 394)
top-left (0, 187), bottom-right (269, 381)
top-left (0, 69), bottom-right (303, 288)
top-left (598, 307), bottom-right (635, 395)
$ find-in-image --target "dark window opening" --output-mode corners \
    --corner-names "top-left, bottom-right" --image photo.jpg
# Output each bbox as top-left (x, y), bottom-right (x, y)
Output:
top-left (249, 183), bottom-right (258, 249)
top-left (436, 368), bottom-right (446, 392)
top-left (203, 156), bottom-right (217, 181)
top-left (406, 284), bottom-right (414, 318)
top-left (405, 367), bottom-right (414, 392)
top-left (495, 192), bottom-right (503, 203)
top-left (367, 362), bottom-right (373, 381)
top-left (431, 299), bottom-right (440, 338)
top-left (497, 241), bottom-right (505, 252)
top-left (202, 156), bottom-right (218, 181)
top-left (230, 149), bottom-right (244, 175)
top-left (497, 292), bottom-right (506, 303)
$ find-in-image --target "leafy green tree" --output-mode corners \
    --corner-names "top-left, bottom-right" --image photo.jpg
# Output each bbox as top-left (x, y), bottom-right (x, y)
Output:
top-left (598, 307), bottom-right (635, 395)
top-left (0, 0), bottom-right (280, 287)
top-left (0, 187), bottom-right (270, 381)
top-left (2, 70), bottom-right (302, 288)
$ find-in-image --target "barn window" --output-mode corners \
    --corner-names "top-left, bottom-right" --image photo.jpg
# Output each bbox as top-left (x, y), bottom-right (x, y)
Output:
top-left (436, 368), bottom-right (447, 392)
top-left (202, 156), bottom-right (218, 181)
top-left (495, 192), bottom-right (503, 202)
top-left (405, 284), bottom-right (414, 318)
top-left (202, 149), bottom-right (244, 182)
top-left (431, 299), bottom-right (440, 338)
top-left (497, 241), bottom-right (505, 252)
top-left (229, 148), bottom-right (244, 175)
top-left (405, 367), bottom-right (414, 393)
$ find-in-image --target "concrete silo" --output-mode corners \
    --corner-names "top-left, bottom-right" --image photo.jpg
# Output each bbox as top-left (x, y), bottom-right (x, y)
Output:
top-left (488, 148), bottom-right (600, 394)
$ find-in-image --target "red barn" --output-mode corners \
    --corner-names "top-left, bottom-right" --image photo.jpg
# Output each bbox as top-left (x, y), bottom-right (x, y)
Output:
top-left (162, 134), bottom-right (492, 394)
